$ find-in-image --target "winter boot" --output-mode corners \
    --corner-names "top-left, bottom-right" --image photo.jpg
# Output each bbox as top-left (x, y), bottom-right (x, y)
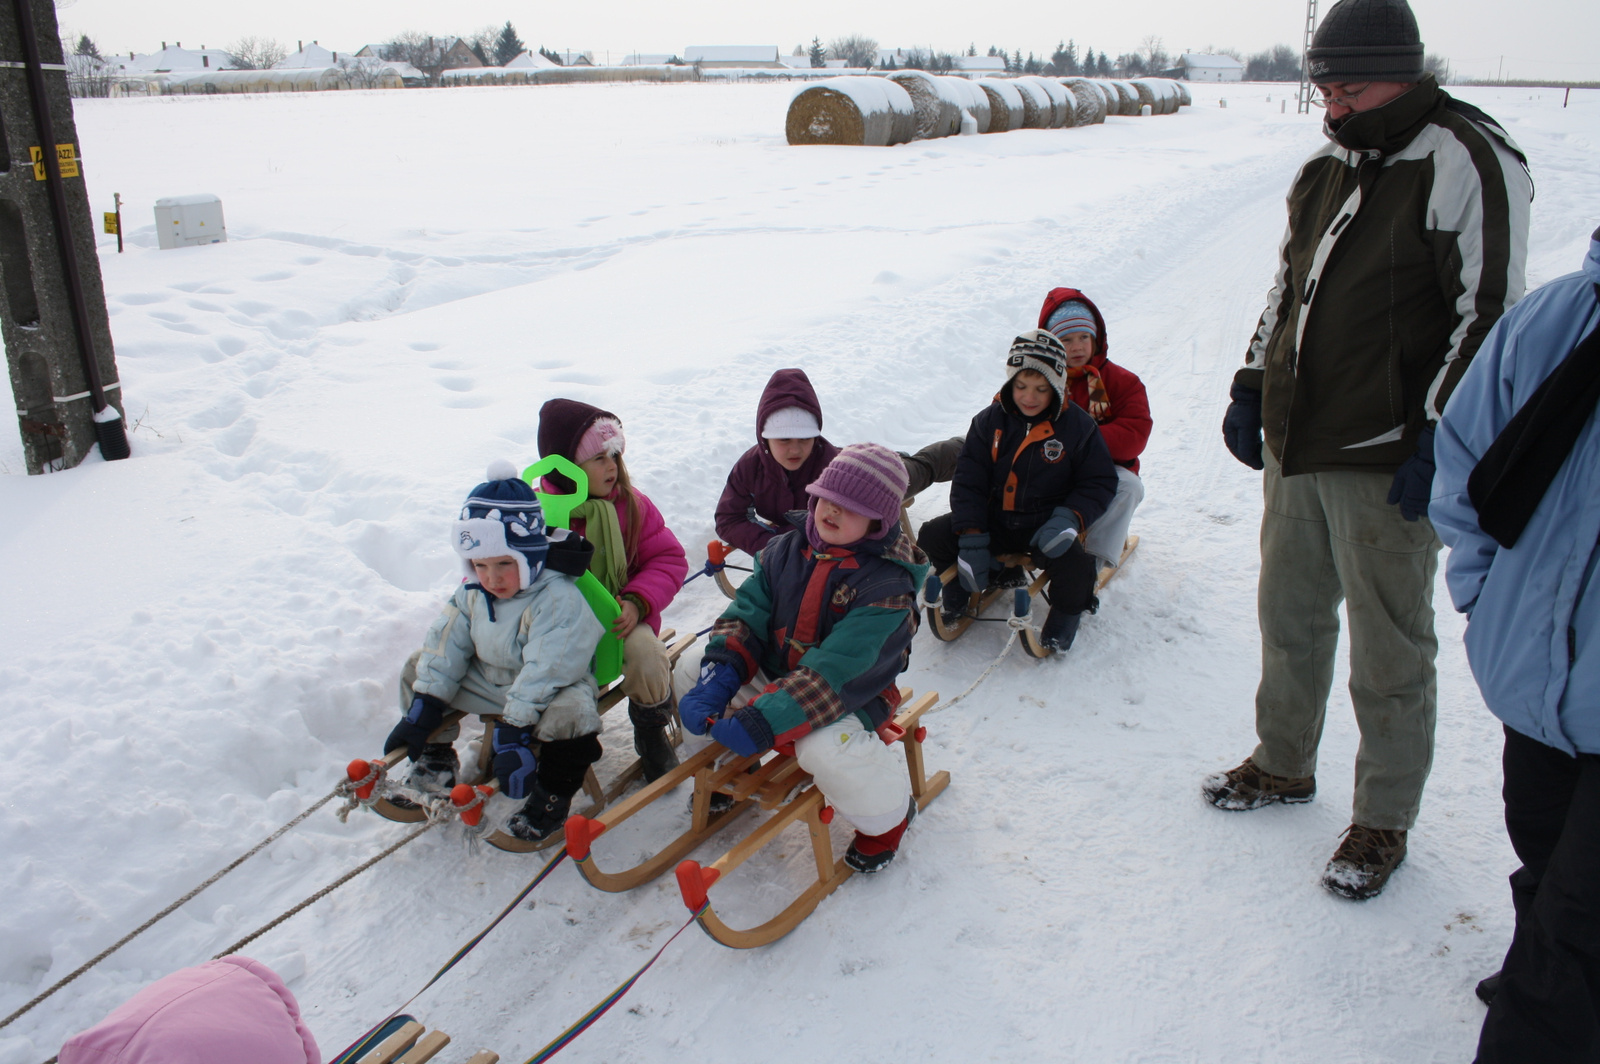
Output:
top-left (844, 797), bottom-right (918, 874)
top-left (938, 581), bottom-right (971, 628)
top-left (994, 565), bottom-right (1029, 589)
top-left (1038, 608), bottom-right (1082, 652)
top-left (389, 743), bottom-right (459, 810)
top-left (628, 697), bottom-right (679, 783)
top-left (507, 780), bottom-right (574, 843)
top-left (1202, 756), bottom-right (1315, 810)
top-left (1321, 825), bottom-right (1407, 900)
top-left (1475, 971), bottom-right (1502, 1006)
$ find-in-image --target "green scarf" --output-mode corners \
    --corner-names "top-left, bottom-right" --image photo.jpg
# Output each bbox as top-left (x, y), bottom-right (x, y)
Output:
top-left (573, 497), bottom-right (628, 596)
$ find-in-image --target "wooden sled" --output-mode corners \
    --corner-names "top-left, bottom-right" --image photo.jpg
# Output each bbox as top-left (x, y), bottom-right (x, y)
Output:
top-left (343, 630), bottom-right (697, 854)
top-left (565, 689), bottom-right (950, 949)
top-left (336, 1015), bottom-right (496, 1064)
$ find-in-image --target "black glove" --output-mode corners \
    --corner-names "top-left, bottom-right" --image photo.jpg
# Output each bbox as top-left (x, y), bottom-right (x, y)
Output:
top-left (491, 721), bottom-right (538, 800)
top-left (385, 694), bottom-right (448, 761)
top-left (1386, 426), bottom-right (1436, 522)
top-left (1222, 383), bottom-right (1265, 470)
top-left (1030, 507), bottom-right (1082, 559)
top-left (957, 532), bottom-right (992, 593)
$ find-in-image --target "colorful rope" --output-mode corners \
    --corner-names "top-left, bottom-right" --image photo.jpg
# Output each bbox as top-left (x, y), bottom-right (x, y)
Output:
top-left (519, 905), bottom-right (707, 1064)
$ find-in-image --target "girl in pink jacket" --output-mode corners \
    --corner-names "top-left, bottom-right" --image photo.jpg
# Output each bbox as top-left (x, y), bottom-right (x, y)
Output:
top-left (537, 399), bottom-right (689, 782)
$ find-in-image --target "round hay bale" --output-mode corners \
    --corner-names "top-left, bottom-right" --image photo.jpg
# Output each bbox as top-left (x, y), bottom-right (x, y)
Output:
top-left (938, 75), bottom-right (992, 134)
top-left (1088, 79), bottom-right (1119, 115)
top-left (1009, 77), bottom-right (1049, 129)
top-left (1135, 78), bottom-right (1170, 115)
top-left (1129, 79), bottom-right (1157, 114)
top-left (1149, 79), bottom-right (1180, 114)
top-left (978, 78), bottom-right (1025, 132)
top-left (1060, 77), bottom-right (1106, 125)
top-left (1110, 80), bottom-right (1140, 115)
top-left (1018, 76), bottom-right (1072, 127)
top-left (888, 70), bottom-right (962, 139)
top-left (1175, 80), bottom-right (1192, 107)
top-left (786, 78), bottom-right (917, 146)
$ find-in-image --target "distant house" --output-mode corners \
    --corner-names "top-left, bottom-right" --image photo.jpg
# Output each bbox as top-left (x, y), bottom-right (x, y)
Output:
top-left (553, 51), bottom-right (594, 67)
top-left (683, 46), bottom-right (782, 68)
top-left (274, 42), bottom-right (342, 68)
top-left (440, 38), bottom-right (483, 70)
top-left (505, 50), bottom-right (560, 70)
top-left (1179, 53), bottom-right (1244, 82)
top-left (620, 53), bottom-right (675, 66)
top-left (955, 55), bottom-right (1006, 73)
top-left (117, 43), bottom-right (238, 73)
top-left (777, 54), bottom-right (812, 69)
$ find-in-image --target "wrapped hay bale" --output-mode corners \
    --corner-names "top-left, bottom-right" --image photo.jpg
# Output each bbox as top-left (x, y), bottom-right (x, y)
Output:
top-left (888, 70), bottom-right (962, 139)
top-left (1111, 80), bottom-right (1140, 115)
top-left (1175, 81), bottom-right (1192, 106)
top-left (938, 75), bottom-right (993, 133)
top-left (1134, 78), bottom-right (1168, 115)
top-left (1089, 79), bottom-right (1119, 115)
top-left (1061, 77), bottom-right (1106, 125)
top-left (1129, 79), bottom-right (1158, 114)
top-left (1151, 79), bottom-right (1180, 114)
top-left (1010, 77), bottom-right (1050, 129)
top-left (978, 78), bottom-right (1025, 132)
top-left (787, 77), bottom-right (917, 146)
top-left (1019, 75), bottom-right (1073, 127)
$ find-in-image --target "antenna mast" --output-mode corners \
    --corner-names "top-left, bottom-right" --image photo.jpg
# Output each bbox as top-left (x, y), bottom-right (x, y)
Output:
top-left (1298, 0), bottom-right (1318, 113)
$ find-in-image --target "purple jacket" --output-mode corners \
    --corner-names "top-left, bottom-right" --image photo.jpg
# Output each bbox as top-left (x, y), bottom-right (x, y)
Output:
top-left (714, 369), bottom-right (840, 555)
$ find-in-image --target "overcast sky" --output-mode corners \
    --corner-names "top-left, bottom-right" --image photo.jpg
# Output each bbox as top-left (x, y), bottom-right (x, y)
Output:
top-left (55, 0), bottom-right (1598, 82)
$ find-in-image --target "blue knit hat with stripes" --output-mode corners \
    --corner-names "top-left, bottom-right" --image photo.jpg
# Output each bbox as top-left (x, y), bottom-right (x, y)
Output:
top-left (453, 460), bottom-right (549, 590)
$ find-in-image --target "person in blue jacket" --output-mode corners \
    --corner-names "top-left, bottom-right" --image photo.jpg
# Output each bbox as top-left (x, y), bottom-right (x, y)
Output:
top-left (1432, 226), bottom-right (1600, 1063)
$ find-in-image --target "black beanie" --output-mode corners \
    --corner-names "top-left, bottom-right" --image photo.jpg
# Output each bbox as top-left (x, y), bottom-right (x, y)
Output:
top-left (1306, 0), bottom-right (1424, 83)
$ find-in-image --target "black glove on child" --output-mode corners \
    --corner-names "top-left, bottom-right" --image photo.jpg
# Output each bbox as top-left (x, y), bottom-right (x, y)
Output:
top-left (1222, 383), bottom-right (1265, 470)
top-left (385, 693), bottom-right (449, 761)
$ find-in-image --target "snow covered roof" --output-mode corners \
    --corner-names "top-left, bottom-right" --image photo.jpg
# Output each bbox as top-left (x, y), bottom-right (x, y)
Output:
top-left (1180, 53), bottom-right (1245, 70)
top-left (778, 55), bottom-right (812, 69)
top-left (505, 51), bottom-right (560, 69)
top-left (955, 56), bottom-right (1006, 71)
top-left (118, 45), bottom-right (238, 73)
top-left (684, 46), bottom-right (780, 64)
top-left (620, 53), bottom-right (675, 66)
top-left (275, 43), bottom-right (344, 69)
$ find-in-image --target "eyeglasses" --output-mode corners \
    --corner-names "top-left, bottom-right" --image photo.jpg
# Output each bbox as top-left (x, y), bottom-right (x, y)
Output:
top-left (1310, 82), bottom-right (1374, 109)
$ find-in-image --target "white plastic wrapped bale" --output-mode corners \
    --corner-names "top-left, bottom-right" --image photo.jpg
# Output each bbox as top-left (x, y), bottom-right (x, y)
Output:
top-left (887, 70), bottom-right (962, 139)
top-left (938, 75), bottom-right (993, 134)
top-left (786, 78), bottom-right (917, 146)
top-left (1060, 78), bottom-right (1107, 125)
top-left (1110, 80), bottom-right (1140, 115)
top-left (978, 78), bottom-right (1025, 132)
top-left (1010, 77), bottom-right (1051, 129)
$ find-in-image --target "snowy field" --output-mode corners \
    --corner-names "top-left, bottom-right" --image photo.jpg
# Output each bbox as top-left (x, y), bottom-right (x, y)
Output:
top-left (2, 79), bottom-right (1597, 1064)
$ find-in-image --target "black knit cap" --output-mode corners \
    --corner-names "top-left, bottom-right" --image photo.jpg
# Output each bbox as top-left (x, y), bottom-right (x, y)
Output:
top-left (1306, 0), bottom-right (1424, 83)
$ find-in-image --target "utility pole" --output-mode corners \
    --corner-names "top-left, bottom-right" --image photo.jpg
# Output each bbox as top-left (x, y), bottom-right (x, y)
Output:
top-left (1, 0), bottom-right (129, 472)
top-left (1298, 0), bottom-right (1318, 114)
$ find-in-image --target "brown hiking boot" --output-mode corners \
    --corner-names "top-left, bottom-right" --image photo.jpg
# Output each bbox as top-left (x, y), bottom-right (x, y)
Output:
top-left (1202, 756), bottom-right (1315, 810)
top-left (1321, 825), bottom-right (1407, 900)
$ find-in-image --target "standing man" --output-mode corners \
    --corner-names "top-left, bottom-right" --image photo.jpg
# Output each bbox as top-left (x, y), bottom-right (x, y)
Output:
top-left (1205, 0), bottom-right (1532, 900)
top-left (1432, 229), bottom-right (1600, 1063)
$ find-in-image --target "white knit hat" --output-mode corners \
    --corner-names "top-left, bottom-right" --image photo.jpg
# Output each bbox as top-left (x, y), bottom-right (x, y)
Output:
top-left (761, 406), bottom-right (822, 439)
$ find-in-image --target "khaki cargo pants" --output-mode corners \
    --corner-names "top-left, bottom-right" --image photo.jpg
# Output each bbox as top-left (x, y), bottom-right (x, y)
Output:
top-left (1252, 450), bottom-right (1442, 831)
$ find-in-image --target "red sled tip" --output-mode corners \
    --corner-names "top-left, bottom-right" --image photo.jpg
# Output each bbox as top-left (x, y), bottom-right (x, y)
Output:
top-left (564, 815), bottom-right (607, 861)
top-left (451, 784), bottom-right (491, 826)
top-left (346, 758), bottom-right (372, 783)
top-left (707, 540), bottom-right (729, 566)
top-left (676, 860), bottom-right (721, 912)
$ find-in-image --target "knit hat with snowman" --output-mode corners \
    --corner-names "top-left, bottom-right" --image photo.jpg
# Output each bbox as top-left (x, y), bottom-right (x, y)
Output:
top-left (453, 460), bottom-right (550, 591)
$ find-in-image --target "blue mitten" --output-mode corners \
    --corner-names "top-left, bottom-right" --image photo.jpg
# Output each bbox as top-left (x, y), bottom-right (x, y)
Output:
top-left (1222, 383), bottom-right (1265, 470)
top-left (1030, 507), bottom-right (1082, 559)
top-left (679, 660), bottom-right (743, 736)
top-left (491, 722), bottom-right (538, 800)
top-left (956, 533), bottom-right (992, 593)
top-left (1386, 426), bottom-right (1436, 522)
top-left (710, 715), bottom-right (761, 758)
top-left (384, 694), bottom-right (448, 761)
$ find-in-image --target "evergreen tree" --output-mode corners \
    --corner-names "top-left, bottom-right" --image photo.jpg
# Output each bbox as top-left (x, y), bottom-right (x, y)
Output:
top-left (808, 36), bottom-right (826, 68)
top-left (1024, 51), bottom-right (1042, 74)
top-left (1011, 49), bottom-right (1022, 73)
top-left (492, 21), bottom-right (524, 66)
top-left (987, 45), bottom-right (1000, 57)
top-left (1065, 39), bottom-right (1078, 74)
top-left (469, 40), bottom-right (489, 65)
top-left (74, 33), bottom-right (101, 59)
top-left (539, 45), bottom-right (563, 66)
top-left (1082, 46), bottom-right (1095, 74)
top-left (1097, 51), bottom-right (1112, 76)
top-left (883, 55), bottom-right (897, 70)
top-left (967, 42), bottom-right (977, 57)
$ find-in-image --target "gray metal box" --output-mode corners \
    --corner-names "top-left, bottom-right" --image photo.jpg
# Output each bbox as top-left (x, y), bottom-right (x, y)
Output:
top-left (154, 193), bottom-right (226, 249)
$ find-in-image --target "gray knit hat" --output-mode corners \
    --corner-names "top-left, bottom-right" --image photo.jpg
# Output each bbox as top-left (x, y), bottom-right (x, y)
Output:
top-left (1306, 0), bottom-right (1424, 84)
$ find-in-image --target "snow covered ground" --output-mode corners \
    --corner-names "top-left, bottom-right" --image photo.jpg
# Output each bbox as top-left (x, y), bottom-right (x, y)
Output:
top-left (1, 79), bottom-right (1597, 1064)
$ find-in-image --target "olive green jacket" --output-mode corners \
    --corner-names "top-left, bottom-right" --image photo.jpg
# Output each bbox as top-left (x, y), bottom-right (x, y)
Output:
top-left (1237, 77), bottom-right (1532, 475)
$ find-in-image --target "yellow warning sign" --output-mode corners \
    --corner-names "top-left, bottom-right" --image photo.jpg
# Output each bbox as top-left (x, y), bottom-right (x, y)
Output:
top-left (30, 143), bottom-right (80, 180)
top-left (103, 212), bottom-right (120, 234)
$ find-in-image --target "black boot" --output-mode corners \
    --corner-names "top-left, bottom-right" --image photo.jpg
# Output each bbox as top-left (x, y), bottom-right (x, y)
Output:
top-left (628, 697), bottom-right (680, 783)
top-left (507, 779), bottom-right (573, 842)
top-left (390, 743), bottom-right (459, 810)
top-left (1038, 608), bottom-right (1082, 652)
top-left (939, 581), bottom-right (971, 627)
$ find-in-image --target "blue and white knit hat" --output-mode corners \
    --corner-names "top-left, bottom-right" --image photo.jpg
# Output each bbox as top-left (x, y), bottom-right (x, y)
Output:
top-left (453, 460), bottom-right (549, 590)
top-left (1045, 300), bottom-right (1098, 341)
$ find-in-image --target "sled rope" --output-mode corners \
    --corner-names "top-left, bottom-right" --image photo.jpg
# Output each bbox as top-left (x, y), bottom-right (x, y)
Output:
top-left (519, 904), bottom-right (706, 1063)
top-left (924, 628), bottom-right (1021, 717)
top-left (0, 785), bottom-right (346, 1031)
top-left (210, 820), bottom-right (438, 959)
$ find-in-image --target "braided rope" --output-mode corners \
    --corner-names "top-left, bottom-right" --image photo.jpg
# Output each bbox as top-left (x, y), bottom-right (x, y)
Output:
top-left (0, 786), bottom-right (344, 1031)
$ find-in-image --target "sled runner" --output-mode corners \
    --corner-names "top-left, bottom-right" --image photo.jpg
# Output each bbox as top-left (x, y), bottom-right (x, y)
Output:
top-left (333, 1014), bottom-right (497, 1064)
top-left (563, 688), bottom-right (949, 949)
top-left (924, 536), bottom-right (1138, 657)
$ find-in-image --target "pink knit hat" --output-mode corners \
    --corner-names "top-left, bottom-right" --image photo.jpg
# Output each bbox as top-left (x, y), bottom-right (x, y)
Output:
top-left (574, 416), bottom-right (624, 465)
top-left (805, 443), bottom-right (908, 537)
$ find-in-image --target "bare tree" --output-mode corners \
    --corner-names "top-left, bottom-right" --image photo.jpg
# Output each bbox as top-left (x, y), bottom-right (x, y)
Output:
top-left (228, 35), bottom-right (287, 70)
top-left (1424, 52), bottom-right (1451, 84)
top-left (465, 24), bottom-right (499, 64)
top-left (827, 34), bottom-right (878, 69)
top-left (382, 32), bottom-right (448, 82)
top-left (337, 55), bottom-right (384, 89)
top-left (1140, 34), bottom-right (1169, 71)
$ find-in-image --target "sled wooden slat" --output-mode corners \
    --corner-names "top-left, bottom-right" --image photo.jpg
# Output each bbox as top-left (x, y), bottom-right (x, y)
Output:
top-left (359, 1020), bottom-right (425, 1064)
top-left (462, 1054), bottom-right (500, 1064)
top-left (394, 1029), bottom-right (451, 1064)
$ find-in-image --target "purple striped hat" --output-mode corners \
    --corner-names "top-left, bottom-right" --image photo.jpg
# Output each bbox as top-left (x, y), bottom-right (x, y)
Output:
top-left (805, 443), bottom-right (908, 537)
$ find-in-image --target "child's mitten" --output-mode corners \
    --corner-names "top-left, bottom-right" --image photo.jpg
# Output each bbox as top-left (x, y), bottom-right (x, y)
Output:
top-left (680, 661), bottom-right (743, 735)
top-left (1031, 508), bottom-right (1082, 558)
top-left (957, 533), bottom-right (992, 593)
top-left (492, 722), bottom-right (539, 799)
top-left (385, 694), bottom-right (449, 761)
top-left (710, 715), bottom-right (761, 758)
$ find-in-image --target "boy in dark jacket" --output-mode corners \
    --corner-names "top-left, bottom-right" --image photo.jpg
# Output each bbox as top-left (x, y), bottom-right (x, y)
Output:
top-left (919, 330), bottom-right (1119, 651)
top-left (682, 444), bottom-right (930, 873)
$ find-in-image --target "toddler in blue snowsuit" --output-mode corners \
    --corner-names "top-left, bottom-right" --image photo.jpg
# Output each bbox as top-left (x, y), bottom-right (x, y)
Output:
top-left (385, 461), bottom-right (606, 842)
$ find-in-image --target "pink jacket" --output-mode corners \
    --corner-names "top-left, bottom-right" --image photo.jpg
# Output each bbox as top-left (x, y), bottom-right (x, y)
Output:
top-left (547, 483), bottom-right (687, 634)
top-left (59, 956), bottom-right (320, 1064)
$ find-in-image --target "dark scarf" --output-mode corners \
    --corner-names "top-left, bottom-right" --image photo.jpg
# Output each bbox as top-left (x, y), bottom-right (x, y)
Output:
top-left (1467, 284), bottom-right (1600, 549)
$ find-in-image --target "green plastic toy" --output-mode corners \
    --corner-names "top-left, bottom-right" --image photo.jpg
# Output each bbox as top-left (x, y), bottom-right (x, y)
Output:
top-left (521, 455), bottom-right (625, 686)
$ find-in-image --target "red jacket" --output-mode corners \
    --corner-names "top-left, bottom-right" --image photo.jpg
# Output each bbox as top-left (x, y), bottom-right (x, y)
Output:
top-left (1038, 288), bottom-right (1153, 473)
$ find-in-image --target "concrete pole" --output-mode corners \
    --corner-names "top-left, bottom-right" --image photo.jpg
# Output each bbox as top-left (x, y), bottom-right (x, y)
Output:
top-left (0, 0), bottom-right (127, 472)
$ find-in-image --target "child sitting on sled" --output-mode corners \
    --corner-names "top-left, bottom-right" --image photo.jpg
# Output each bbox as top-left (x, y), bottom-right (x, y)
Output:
top-left (918, 330), bottom-right (1119, 652)
top-left (715, 367), bottom-right (964, 556)
top-left (682, 443), bottom-right (930, 873)
top-left (537, 399), bottom-right (689, 782)
top-left (386, 461), bottom-right (605, 842)
top-left (1038, 289), bottom-right (1151, 571)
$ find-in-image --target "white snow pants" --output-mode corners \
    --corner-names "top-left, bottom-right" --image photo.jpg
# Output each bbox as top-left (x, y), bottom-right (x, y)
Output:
top-left (673, 646), bottom-right (910, 835)
top-left (1083, 466), bottom-right (1143, 568)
